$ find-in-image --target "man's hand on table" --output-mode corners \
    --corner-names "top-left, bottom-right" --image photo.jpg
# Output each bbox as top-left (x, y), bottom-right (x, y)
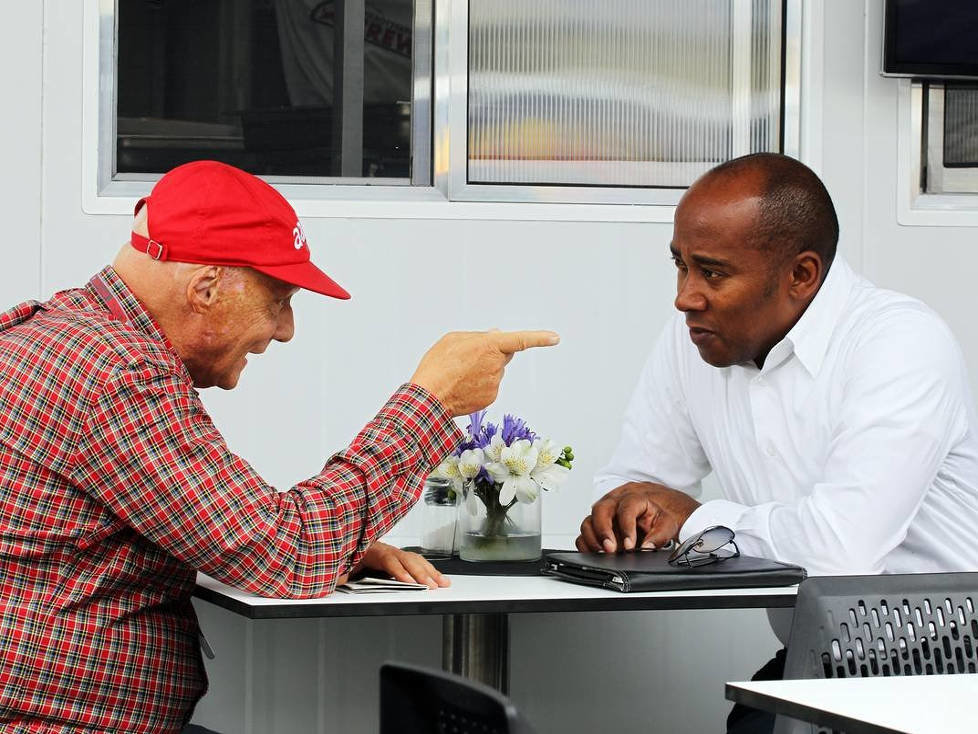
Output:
top-left (576, 481), bottom-right (701, 553)
top-left (348, 542), bottom-right (450, 589)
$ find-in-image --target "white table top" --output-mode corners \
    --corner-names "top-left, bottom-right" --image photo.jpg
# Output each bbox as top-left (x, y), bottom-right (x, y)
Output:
top-left (194, 572), bottom-right (798, 619)
top-left (726, 674), bottom-right (978, 734)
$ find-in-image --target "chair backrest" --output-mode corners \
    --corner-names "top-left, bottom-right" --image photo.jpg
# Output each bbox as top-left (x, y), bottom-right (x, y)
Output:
top-left (380, 661), bottom-right (537, 734)
top-left (775, 572), bottom-right (978, 733)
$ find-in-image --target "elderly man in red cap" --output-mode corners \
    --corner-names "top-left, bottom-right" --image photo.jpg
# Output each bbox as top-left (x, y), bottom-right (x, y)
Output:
top-left (0, 161), bottom-right (559, 733)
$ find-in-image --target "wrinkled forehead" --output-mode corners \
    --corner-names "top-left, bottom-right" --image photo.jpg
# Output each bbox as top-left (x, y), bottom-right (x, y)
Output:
top-left (246, 267), bottom-right (300, 298)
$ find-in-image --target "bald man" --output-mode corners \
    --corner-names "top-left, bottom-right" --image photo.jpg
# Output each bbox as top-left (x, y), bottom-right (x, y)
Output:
top-left (577, 153), bottom-right (978, 734)
top-left (0, 161), bottom-right (559, 733)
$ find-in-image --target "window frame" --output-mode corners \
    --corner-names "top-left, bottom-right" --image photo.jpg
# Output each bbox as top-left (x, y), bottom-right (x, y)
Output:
top-left (91, 0), bottom-right (433, 197)
top-left (896, 80), bottom-right (978, 227)
top-left (83, 0), bottom-right (805, 220)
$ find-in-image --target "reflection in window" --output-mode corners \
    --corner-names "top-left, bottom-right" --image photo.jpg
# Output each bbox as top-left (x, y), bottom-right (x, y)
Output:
top-left (467, 0), bottom-right (784, 188)
top-left (116, 0), bottom-right (414, 180)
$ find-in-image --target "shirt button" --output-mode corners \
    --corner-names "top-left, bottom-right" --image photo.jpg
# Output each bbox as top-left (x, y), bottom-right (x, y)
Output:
top-left (766, 445), bottom-right (776, 457)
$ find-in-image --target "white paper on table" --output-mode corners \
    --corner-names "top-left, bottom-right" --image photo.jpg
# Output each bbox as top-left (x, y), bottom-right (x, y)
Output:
top-left (336, 577), bottom-right (429, 594)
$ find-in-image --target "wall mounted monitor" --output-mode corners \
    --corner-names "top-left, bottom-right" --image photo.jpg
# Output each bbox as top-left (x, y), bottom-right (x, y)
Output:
top-left (882, 0), bottom-right (978, 80)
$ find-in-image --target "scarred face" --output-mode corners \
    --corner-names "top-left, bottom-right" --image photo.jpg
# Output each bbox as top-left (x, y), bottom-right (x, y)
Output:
top-left (183, 268), bottom-right (298, 390)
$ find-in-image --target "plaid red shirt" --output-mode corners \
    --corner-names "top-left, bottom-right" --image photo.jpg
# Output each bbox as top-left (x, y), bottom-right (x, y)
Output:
top-left (0, 267), bottom-right (461, 733)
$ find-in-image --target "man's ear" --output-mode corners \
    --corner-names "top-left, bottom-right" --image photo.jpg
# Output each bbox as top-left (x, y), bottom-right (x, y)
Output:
top-left (789, 251), bottom-right (823, 302)
top-left (186, 266), bottom-right (223, 314)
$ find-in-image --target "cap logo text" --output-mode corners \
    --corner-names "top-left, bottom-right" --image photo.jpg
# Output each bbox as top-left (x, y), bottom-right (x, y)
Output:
top-left (293, 222), bottom-right (307, 250)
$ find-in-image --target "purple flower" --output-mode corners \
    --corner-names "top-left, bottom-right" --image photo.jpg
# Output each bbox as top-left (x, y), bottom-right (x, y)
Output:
top-left (455, 409), bottom-right (496, 454)
top-left (455, 437), bottom-right (478, 454)
top-left (501, 414), bottom-right (536, 445)
top-left (453, 411), bottom-right (535, 457)
top-left (467, 410), bottom-right (487, 438)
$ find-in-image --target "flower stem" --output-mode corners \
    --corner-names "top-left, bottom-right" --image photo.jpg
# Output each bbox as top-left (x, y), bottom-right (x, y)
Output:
top-left (475, 482), bottom-right (518, 538)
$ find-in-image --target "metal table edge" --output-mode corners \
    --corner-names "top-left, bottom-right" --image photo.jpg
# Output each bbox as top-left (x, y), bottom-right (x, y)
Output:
top-left (193, 585), bottom-right (798, 620)
top-left (724, 682), bottom-right (904, 734)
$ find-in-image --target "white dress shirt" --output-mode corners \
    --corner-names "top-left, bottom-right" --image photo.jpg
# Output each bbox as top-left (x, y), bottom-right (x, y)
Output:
top-left (595, 257), bottom-right (978, 576)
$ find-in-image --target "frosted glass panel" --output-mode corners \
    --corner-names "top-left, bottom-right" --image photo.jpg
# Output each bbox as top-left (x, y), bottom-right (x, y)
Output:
top-left (468, 0), bottom-right (783, 188)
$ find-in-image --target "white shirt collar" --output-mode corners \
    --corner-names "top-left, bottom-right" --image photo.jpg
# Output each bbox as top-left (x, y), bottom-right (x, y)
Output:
top-left (745, 256), bottom-right (857, 378)
top-left (785, 256), bottom-right (858, 377)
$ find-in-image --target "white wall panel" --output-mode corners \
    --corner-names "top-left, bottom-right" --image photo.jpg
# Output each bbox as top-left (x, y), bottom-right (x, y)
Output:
top-left (42, 0), bottom-right (123, 294)
top-left (0, 3), bottom-right (42, 303)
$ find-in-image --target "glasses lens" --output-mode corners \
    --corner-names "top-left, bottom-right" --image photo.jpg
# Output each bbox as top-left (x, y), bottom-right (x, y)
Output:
top-left (714, 540), bottom-right (740, 560)
top-left (668, 526), bottom-right (738, 567)
top-left (692, 526), bottom-right (735, 554)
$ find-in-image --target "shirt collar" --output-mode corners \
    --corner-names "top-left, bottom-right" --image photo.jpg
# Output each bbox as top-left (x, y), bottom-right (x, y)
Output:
top-left (86, 265), bottom-right (178, 354)
top-left (779, 256), bottom-right (858, 377)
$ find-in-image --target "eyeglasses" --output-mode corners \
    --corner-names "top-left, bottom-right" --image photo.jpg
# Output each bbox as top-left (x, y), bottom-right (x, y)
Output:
top-left (667, 525), bottom-right (740, 568)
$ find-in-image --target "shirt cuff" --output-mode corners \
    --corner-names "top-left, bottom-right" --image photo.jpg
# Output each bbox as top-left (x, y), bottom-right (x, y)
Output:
top-left (679, 499), bottom-right (751, 543)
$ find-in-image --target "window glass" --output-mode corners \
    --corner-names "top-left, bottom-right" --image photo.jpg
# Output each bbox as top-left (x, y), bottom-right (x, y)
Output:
top-left (116, 0), bottom-right (414, 180)
top-left (923, 83), bottom-right (978, 195)
top-left (467, 0), bottom-right (784, 189)
top-left (944, 85), bottom-right (978, 167)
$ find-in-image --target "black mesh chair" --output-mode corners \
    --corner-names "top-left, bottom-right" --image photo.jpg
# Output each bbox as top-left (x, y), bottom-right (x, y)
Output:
top-left (775, 572), bottom-right (978, 733)
top-left (380, 662), bottom-right (537, 734)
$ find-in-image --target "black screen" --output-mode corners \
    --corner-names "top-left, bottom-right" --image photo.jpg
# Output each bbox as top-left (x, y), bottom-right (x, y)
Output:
top-left (883, 0), bottom-right (978, 78)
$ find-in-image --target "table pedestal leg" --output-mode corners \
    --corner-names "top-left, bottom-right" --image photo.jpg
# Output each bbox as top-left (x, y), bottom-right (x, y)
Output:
top-left (442, 613), bottom-right (510, 693)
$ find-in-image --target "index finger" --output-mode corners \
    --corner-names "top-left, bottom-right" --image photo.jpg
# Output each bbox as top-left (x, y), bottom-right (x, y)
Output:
top-left (589, 497), bottom-right (621, 553)
top-left (491, 330), bottom-right (560, 354)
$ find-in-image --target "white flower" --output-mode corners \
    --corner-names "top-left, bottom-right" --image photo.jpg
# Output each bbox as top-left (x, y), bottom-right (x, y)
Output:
top-left (456, 448), bottom-right (486, 516)
top-left (531, 462), bottom-right (570, 492)
top-left (502, 439), bottom-right (539, 476)
top-left (484, 460), bottom-right (509, 484)
top-left (528, 437), bottom-right (569, 492)
top-left (489, 440), bottom-right (541, 505)
top-left (505, 475), bottom-right (539, 504)
top-left (484, 434), bottom-right (507, 463)
top-left (432, 455), bottom-right (463, 494)
top-left (457, 448), bottom-right (485, 481)
top-left (532, 437), bottom-right (560, 470)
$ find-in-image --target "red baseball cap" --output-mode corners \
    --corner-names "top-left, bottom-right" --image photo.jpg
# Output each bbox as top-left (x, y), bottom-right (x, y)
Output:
top-left (131, 160), bottom-right (350, 299)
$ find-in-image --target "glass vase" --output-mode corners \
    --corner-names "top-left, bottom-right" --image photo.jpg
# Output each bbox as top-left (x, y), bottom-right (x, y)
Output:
top-left (459, 478), bottom-right (542, 562)
top-left (419, 477), bottom-right (460, 559)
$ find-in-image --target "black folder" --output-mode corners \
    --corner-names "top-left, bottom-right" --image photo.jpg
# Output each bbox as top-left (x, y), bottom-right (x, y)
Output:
top-left (544, 551), bottom-right (806, 593)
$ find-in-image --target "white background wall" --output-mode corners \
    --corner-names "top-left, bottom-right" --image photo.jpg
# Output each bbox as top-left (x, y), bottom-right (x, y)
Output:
top-left (2, 1), bottom-right (975, 732)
